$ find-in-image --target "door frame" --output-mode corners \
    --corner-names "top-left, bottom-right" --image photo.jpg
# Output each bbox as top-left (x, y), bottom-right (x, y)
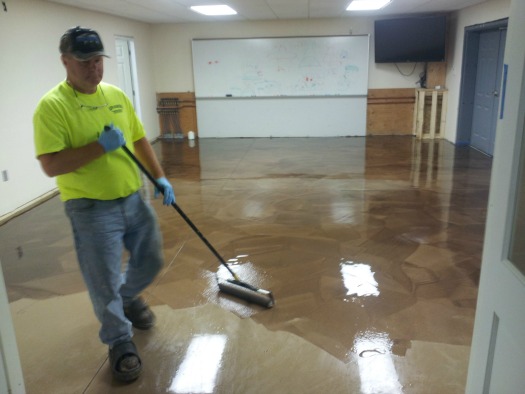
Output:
top-left (0, 260), bottom-right (25, 394)
top-left (456, 18), bottom-right (508, 148)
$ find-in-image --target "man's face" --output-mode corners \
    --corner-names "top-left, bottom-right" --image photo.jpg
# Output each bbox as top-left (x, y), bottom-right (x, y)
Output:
top-left (62, 54), bottom-right (104, 94)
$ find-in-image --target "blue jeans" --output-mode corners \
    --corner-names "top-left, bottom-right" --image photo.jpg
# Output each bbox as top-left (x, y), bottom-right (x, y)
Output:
top-left (65, 192), bottom-right (163, 346)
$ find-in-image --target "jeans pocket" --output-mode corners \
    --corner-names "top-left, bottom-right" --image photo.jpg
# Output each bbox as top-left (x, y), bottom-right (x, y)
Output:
top-left (65, 198), bottom-right (96, 215)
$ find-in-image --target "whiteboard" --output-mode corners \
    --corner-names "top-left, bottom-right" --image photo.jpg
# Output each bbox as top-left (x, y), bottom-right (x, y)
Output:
top-left (192, 35), bottom-right (370, 98)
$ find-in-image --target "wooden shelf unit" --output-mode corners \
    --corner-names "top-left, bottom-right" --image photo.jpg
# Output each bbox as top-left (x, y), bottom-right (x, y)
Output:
top-left (156, 92), bottom-right (198, 138)
top-left (413, 88), bottom-right (448, 139)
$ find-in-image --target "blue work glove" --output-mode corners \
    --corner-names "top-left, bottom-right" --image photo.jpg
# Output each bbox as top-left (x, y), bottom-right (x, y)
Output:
top-left (99, 124), bottom-right (125, 152)
top-left (155, 177), bottom-right (175, 206)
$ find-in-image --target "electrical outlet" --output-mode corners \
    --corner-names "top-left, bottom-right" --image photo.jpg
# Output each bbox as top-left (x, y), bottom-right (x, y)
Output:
top-left (1, 170), bottom-right (8, 182)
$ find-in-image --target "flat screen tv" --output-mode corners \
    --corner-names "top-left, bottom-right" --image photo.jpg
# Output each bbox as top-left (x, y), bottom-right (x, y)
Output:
top-left (374, 15), bottom-right (447, 63)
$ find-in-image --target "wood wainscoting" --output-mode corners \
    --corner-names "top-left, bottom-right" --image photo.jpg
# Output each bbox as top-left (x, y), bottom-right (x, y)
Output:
top-left (367, 88), bottom-right (416, 136)
top-left (157, 90), bottom-right (417, 137)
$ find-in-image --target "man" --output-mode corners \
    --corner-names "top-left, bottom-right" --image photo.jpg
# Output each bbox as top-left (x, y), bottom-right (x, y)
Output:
top-left (33, 26), bottom-right (174, 383)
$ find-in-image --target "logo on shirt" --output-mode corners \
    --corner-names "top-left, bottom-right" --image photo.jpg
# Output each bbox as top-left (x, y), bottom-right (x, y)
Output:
top-left (109, 104), bottom-right (123, 114)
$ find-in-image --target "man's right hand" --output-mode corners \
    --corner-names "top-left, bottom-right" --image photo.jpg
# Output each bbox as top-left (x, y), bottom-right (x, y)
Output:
top-left (99, 124), bottom-right (125, 152)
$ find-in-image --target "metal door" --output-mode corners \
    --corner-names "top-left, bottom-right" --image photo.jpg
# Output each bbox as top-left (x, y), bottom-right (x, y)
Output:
top-left (470, 29), bottom-right (506, 155)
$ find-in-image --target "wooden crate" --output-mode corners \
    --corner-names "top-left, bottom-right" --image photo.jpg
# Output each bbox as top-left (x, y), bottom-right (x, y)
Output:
top-left (413, 89), bottom-right (448, 139)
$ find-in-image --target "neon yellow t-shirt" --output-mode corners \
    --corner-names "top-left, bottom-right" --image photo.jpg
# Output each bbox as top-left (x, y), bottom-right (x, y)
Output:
top-left (33, 81), bottom-right (146, 201)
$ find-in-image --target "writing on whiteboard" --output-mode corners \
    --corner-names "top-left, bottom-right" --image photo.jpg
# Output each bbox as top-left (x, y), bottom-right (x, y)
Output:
top-left (193, 36), bottom-right (369, 97)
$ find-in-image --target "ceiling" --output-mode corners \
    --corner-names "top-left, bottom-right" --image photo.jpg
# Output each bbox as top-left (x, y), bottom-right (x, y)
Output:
top-left (44, 0), bottom-right (490, 24)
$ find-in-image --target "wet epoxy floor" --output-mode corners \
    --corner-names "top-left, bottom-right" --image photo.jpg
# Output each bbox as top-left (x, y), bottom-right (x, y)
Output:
top-left (0, 136), bottom-right (492, 393)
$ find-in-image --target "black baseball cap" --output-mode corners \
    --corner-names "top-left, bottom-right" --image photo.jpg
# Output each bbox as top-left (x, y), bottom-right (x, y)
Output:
top-left (59, 26), bottom-right (109, 60)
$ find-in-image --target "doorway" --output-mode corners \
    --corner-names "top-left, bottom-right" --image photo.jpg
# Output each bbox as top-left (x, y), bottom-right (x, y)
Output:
top-left (456, 18), bottom-right (508, 156)
top-left (115, 36), bottom-right (142, 118)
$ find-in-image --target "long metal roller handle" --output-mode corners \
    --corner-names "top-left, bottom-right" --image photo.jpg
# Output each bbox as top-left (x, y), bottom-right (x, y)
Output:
top-left (120, 144), bottom-right (240, 281)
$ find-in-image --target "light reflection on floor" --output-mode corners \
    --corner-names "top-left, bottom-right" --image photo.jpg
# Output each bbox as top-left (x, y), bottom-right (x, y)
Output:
top-left (169, 335), bottom-right (227, 394)
top-left (354, 331), bottom-right (402, 394)
top-left (341, 261), bottom-right (380, 298)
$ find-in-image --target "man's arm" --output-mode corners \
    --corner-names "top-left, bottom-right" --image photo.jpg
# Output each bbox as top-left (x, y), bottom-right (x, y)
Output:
top-left (133, 137), bottom-right (165, 179)
top-left (38, 142), bottom-right (105, 177)
top-left (37, 126), bottom-right (125, 177)
top-left (133, 137), bottom-right (175, 205)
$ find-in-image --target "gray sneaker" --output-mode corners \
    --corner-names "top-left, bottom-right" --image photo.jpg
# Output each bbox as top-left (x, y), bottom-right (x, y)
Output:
top-left (124, 297), bottom-right (156, 330)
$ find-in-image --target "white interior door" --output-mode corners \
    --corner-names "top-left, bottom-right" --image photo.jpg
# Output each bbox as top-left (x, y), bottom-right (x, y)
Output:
top-left (115, 38), bottom-right (134, 102)
top-left (115, 37), bottom-right (142, 118)
top-left (466, 1), bottom-right (525, 392)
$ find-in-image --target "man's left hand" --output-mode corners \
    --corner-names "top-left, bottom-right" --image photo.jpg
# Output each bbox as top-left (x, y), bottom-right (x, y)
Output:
top-left (155, 177), bottom-right (175, 205)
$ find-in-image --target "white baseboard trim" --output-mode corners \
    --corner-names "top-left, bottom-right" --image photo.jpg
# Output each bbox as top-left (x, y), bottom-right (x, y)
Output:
top-left (0, 189), bottom-right (59, 226)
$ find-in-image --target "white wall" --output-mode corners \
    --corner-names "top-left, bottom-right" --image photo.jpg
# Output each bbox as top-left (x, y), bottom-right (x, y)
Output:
top-left (0, 0), bottom-right (157, 219)
top-left (444, 0), bottom-right (511, 141)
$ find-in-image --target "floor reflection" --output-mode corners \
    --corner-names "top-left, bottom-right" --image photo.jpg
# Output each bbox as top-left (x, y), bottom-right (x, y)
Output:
top-left (354, 331), bottom-right (402, 394)
top-left (1, 136), bottom-right (492, 393)
top-left (169, 335), bottom-right (227, 394)
top-left (341, 261), bottom-right (380, 299)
